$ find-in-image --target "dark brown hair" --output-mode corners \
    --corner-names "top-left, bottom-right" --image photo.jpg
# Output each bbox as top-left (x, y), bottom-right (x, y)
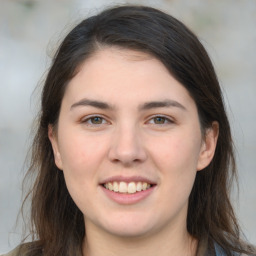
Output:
top-left (22, 5), bottom-right (255, 256)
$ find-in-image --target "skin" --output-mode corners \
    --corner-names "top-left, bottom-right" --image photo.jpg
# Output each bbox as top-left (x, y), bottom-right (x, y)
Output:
top-left (49, 48), bottom-right (218, 256)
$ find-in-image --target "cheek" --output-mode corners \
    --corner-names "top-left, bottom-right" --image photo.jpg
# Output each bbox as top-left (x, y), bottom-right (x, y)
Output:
top-left (151, 134), bottom-right (201, 170)
top-left (57, 131), bottom-right (109, 192)
top-left (153, 136), bottom-right (200, 210)
top-left (148, 130), bottom-right (201, 193)
top-left (57, 132), bottom-right (108, 211)
top-left (59, 131), bottom-right (105, 167)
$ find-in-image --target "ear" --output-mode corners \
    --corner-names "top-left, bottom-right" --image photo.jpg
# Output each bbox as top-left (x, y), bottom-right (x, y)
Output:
top-left (48, 125), bottom-right (63, 170)
top-left (197, 121), bottom-right (219, 171)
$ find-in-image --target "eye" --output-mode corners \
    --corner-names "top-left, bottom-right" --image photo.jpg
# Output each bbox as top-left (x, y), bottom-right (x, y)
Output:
top-left (147, 115), bottom-right (174, 125)
top-left (81, 115), bottom-right (108, 126)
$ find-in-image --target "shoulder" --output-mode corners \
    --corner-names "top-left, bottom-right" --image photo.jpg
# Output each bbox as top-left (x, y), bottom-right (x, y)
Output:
top-left (0, 243), bottom-right (42, 256)
top-left (1, 246), bottom-right (21, 256)
top-left (215, 242), bottom-right (256, 256)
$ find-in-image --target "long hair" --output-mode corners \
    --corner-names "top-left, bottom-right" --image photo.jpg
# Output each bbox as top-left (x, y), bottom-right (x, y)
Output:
top-left (21, 5), bottom-right (255, 256)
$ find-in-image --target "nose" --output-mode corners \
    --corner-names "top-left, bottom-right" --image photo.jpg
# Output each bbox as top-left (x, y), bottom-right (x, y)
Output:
top-left (108, 124), bottom-right (147, 166)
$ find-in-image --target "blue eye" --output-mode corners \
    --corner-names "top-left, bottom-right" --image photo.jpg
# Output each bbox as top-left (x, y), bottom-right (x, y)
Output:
top-left (148, 116), bottom-right (173, 125)
top-left (153, 117), bottom-right (166, 124)
top-left (90, 116), bottom-right (104, 124)
top-left (82, 116), bottom-right (108, 125)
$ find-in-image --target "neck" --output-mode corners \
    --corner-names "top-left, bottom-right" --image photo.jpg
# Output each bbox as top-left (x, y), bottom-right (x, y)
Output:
top-left (82, 221), bottom-right (198, 256)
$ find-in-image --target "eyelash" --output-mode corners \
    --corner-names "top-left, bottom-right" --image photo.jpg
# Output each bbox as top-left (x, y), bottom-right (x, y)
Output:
top-left (81, 115), bottom-right (109, 126)
top-left (146, 115), bottom-right (174, 125)
top-left (80, 115), bottom-right (174, 127)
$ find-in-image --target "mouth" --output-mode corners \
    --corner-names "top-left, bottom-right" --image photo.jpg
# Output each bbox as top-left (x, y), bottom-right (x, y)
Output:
top-left (102, 181), bottom-right (153, 194)
top-left (100, 177), bottom-right (156, 204)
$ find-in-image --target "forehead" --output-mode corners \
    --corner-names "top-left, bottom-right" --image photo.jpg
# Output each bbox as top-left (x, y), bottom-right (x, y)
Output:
top-left (89, 47), bottom-right (154, 61)
top-left (64, 47), bottom-right (194, 108)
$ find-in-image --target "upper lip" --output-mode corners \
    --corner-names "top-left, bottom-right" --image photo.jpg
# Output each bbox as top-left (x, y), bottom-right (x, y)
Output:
top-left (100, 175), bottom-right (157, 185)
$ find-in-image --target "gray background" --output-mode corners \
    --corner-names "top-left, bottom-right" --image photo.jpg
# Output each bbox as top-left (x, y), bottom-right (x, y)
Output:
top-left (0, 0), bottom-right (255, 253)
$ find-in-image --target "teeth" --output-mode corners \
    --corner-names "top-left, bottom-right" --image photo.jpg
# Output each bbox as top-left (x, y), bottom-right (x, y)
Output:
top-left (142, 182), bottom-right (148, 190)
top-left (103, 181), bottom-right (152, 193)
top-left (108, 182), bottom-right (113, 191)
top-left (136, 182), bottom-right (142, 191)
top-left (127, 182), bottom-right (136, 194)
top-left (119, 182), bottom-right (127, 193)
top-left (113, 181), bottom-right (119, 192)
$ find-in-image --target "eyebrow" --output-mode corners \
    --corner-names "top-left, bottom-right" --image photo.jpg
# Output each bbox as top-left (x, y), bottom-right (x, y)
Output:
top-left (70, 98), bottom-right (186, 111)
top-left (70, 99), bottom-right (114, 110)
top-left (139, 99), bottom-right (187, 111)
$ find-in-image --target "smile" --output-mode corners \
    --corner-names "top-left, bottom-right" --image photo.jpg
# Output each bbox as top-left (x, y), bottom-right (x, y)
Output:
top-left (103, 181), bottom-right (152, 194)
top-left (100, 177), bottom-right (156, 204)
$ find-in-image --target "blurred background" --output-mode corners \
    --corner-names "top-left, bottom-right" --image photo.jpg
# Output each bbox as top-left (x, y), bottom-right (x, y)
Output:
top-left (0, 0), bottom-right (255, 253)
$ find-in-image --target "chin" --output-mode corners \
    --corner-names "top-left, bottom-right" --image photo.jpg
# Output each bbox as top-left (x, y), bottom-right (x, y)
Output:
top-left (105, 225), bottom-right (153, 238)
top-left (97, 213), bottom-right (157, 238)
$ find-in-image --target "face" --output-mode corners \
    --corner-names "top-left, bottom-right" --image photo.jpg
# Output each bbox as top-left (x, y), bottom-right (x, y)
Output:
top-left (49, 48), bottom-right (218, 239)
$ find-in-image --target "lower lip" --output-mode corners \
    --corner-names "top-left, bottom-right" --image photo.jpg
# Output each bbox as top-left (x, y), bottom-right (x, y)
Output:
top-left (101, 185), bottom-right (156, 205)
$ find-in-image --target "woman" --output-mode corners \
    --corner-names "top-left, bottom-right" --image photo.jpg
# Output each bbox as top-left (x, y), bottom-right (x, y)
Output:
top-left (2, 5), bottom-right (255, 256)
